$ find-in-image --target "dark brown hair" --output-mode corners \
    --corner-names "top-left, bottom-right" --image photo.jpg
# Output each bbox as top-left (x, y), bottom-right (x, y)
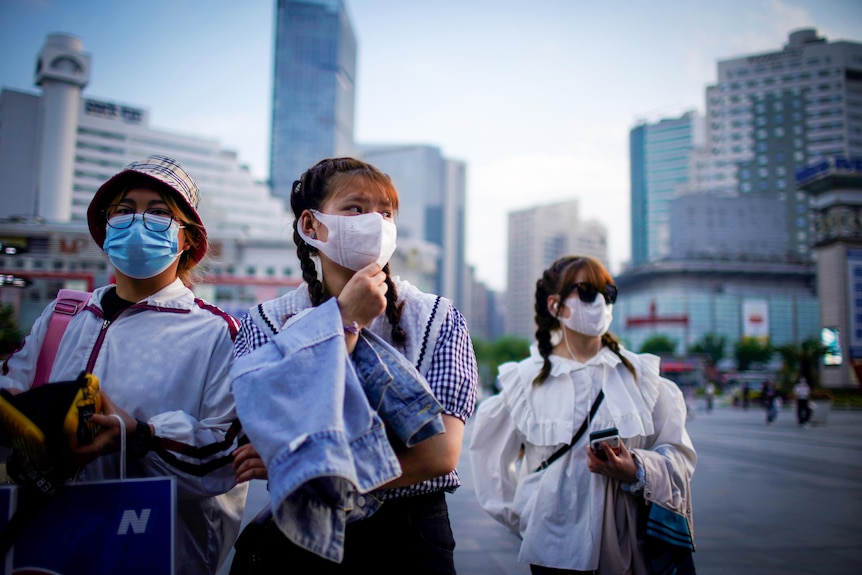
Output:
top-left (532, 255), bottom-right (633, 384)
top-left (290, 157), bottom-right (406, 345)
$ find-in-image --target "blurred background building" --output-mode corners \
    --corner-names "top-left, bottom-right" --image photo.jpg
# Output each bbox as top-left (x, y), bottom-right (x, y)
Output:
top-left (505, 199), bottom-right (608, 339)
top-left (2, 11), bottom-right (862, 387)
top-left (630, 111), bottom-right (704, 266)
top-left (270, 0), bottom-right (358, 204)
top-left (611, 29), bottom-right (862, 387)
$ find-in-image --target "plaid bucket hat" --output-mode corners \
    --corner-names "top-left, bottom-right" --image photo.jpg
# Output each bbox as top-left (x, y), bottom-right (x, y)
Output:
top-left (86, 155), bottom-right (208, 264)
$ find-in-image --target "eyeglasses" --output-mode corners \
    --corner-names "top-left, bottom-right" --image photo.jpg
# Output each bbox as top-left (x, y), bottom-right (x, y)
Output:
top-left (105, 205), bottom-right (179, 232)
top-left (570, 282), bottom-right (618, 305)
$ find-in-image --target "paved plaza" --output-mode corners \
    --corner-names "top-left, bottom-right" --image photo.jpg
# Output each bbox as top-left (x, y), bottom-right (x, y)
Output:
top-left (226, 402), bottom-right (862, 575)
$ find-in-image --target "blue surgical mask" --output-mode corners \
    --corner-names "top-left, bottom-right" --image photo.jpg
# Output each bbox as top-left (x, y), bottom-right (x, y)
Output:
top-left (103, 214), bottom-right (184, 279)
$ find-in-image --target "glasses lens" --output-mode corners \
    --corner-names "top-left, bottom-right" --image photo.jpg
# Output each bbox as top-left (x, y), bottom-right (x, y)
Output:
top-left (142, 211), bottom-right (174, 232)
top-left (575, 283), bottom-right (599, 303)
top-left (106, 213), bottom-right (135, 230)
top-left (573, 283), bottom-right (617, 304)
top-left (604, 284), bottom-right (618, 304)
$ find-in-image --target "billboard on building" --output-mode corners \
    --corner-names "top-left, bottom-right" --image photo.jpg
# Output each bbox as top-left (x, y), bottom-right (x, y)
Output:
top-left (822, 327), bottom-right (842, 366)
top-left (742, 299), bottom-right (769, 340)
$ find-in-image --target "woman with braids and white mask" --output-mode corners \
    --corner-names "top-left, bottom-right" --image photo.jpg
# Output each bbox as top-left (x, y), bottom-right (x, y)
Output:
top-left (469, 255), bottom-right (697, 575)
top-left (229, 157), bottom-right (478, 574)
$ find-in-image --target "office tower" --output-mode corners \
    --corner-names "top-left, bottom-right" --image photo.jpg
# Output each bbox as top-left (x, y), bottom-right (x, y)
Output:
top-left (359, 144), bottom-right (468, 308)
top-left (505, 200), bottom-right (608, 340)
top-left (668, 194), bottom-right (787, 261)
top-left (704, 28), bottom-right (862, 260)
top-left (270, 0), bottom-right (357, 203)
top-left (629, 111), bottom-right (703, 265)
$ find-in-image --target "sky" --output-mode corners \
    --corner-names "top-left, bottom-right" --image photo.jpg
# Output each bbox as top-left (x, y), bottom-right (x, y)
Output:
top-left (2, 0), bottom-right (862, 292)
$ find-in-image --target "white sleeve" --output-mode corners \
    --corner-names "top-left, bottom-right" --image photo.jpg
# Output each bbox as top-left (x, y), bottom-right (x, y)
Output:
top-left (631, 376), bottom-right (697, 518)
top-left (468, 393), bottom-right (525, 535)
top-left (143, 328), bottom-right (240, 497)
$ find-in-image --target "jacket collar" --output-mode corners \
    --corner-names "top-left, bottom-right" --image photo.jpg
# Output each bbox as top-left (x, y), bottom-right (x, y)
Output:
top-left (91, 278), bottom-right (194, 311)
top-left (528, 342), bottom-right (621, 378)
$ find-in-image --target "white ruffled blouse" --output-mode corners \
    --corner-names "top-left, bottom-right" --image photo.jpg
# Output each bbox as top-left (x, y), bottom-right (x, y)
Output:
top-left (469, 343), bottom-right (696, 571)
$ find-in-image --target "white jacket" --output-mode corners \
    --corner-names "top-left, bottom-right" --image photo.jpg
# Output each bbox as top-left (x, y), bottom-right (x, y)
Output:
top-left (469, 344), bottom-right (696, 572)
top-left (1, 279), bottom-right (247, 574)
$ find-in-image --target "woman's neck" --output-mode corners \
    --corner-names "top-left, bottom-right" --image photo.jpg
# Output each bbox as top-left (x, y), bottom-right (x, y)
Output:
top-left (114, 273), bottom-right (176, 303)
top-left (553, 328), bottom-right (603, 363)
top-left (319, 258), bottom-right (353, 298)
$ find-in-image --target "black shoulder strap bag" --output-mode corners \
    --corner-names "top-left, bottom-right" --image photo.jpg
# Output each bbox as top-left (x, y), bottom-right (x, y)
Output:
top-left (535, 390), bottom-right (604, 473)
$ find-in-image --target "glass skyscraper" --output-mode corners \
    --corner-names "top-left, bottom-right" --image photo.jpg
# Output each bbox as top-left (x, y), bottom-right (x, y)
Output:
top-left (629, 111), bottom-right (702, 266)
top-left (270, 0), bottom-right (357, 202)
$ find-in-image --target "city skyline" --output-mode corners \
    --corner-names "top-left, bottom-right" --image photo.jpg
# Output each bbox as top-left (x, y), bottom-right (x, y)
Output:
top-left (2, 0), bottom-right (861, 291)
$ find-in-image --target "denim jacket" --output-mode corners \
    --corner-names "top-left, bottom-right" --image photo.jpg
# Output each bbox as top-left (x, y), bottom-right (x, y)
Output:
top-left (230, 297), bottom-right (444, 562)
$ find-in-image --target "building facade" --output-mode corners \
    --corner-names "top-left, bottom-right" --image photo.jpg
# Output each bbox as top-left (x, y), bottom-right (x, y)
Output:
top-left (359, 144), bottom-right (468, 308)
top-left (629, 111), bottom-right (703, 265)
top-left (270, 0), bottom-right (357, 203)
top-left (797, 156), bottom-right (862, 388)
top-left (703, 28), bottom-right (862, 260)
top-left (668, 194), bottom-right (787, 261)
top-left (505, 200), bottom-right (609, 340)
top-left (612, 260), bottom-right (819, 358)
top-left (0, 35), bottom-right (304, 330)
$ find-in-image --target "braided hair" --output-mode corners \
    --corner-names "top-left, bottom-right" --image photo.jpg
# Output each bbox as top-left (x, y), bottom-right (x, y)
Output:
top-left (532, 255), bottom-right (634, 385)
top-left (290, 157), bottom-right (406, 345)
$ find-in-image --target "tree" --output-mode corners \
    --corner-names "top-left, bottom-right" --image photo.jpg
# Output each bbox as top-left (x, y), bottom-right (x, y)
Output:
top-left (776, 337), bottom-right (826, 388)
top-left (638, 334), bottom-right (677, 355)
top-left (689, 333), bottom-right (726, 366)
top-left (0, 304), bottom-right (22, 355)
top-left (472, 335), bottom-right (530, 394)
top-left (733, 337), bottom-right (773, 372)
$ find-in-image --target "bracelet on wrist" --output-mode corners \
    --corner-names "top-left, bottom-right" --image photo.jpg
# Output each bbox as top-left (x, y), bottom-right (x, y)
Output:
top-left (343, 321), bottom-right (360, 335)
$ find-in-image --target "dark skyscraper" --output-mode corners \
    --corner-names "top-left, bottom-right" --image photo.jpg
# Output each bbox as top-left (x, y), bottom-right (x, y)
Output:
top-left (270, 0), bottom-right (357, 202)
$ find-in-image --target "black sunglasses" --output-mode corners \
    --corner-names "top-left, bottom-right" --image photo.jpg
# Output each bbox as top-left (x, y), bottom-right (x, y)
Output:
top-left (570, 282), bottom-right (618, 305)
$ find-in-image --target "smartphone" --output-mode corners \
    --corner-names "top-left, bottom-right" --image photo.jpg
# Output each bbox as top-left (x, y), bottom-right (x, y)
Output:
top-left (589, 427), bottom-right (621, 460)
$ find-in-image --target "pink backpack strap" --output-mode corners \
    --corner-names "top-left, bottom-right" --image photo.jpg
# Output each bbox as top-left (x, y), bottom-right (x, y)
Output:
top-left (32, 289), bottom-right (92, 388)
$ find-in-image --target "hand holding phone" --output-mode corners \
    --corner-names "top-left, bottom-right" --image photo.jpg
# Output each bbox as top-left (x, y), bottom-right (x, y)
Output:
top-left (589, 427), bottom-right (621, 460)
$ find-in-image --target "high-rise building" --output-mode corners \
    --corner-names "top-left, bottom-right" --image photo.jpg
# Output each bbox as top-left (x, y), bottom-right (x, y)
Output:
top-left (359, 144), bottom-right (468, 308)
top-left (703, 28), bottom-right (862, 260)
top-left (0, 34), bottom-right (301, 331)
top-left (505, 200), bottom-right (608, 340)
top-left (270, 0), bottom-right (357, 203)
top-left (629, 111), bottom-right (703, 265)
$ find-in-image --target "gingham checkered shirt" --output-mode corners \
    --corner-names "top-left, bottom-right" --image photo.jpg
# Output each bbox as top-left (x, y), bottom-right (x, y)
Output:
top-left (234, 300), bottom-right (478, 499)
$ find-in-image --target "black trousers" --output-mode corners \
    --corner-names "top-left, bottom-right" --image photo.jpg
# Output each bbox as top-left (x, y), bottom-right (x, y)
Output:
top-left (530, 566), bottom-right (596, 574)
top-left (231, 490), bottom-right (456, 575)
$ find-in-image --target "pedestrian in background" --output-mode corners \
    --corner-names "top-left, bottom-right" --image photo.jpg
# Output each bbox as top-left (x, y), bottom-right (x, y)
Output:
top-left (0, 156), bottom-right (247, 574)
top-left (705, 382), bottom-right (716, 413)
top-left (469, 255), bottom-right (697, 574)
top-left (762, 380), bottom-right (778, 425)
top-left (793, 377), bottom-right (812, 427)
top-left (228, 157), bottom-right (478, 574)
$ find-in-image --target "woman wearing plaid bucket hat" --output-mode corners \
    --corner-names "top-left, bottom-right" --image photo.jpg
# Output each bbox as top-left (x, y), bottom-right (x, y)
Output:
top-left (1, 155), bottom-right (247, 574)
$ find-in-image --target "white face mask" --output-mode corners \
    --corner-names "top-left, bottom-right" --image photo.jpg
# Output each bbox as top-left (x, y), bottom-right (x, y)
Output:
top-left (297, 210), bottom-right (397, 271)
top-left (559, 296), bottom-right (613, 337)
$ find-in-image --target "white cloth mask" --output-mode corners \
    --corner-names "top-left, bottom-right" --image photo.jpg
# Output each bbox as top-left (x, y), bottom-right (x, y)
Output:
top-left (297, 210), bottom-right (397, 271)
top-left (559, 296), bottom-right (613, 336)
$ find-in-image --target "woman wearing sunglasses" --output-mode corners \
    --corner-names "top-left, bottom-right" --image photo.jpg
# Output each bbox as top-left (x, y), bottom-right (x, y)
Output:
top-left (469, 255), bottom-right (697, 574)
